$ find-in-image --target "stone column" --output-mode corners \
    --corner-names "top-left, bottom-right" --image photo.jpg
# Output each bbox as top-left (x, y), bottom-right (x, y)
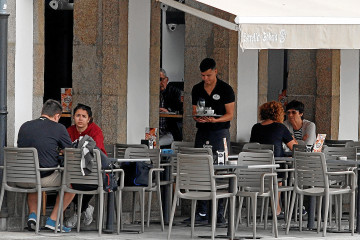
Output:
top-left (287, 50), bottom-right (317, 122)
top-left (258, 50), bottom-right (268, 111)
top-left (183, 0), bottom-right (238, 141)
top-left (73, 0), bottom-right (128, 144)
top-left (315, 50), bottom-right (340, 139)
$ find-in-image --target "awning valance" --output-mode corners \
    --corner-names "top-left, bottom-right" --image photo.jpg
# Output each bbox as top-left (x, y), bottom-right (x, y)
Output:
top-left (158, 0), bottom-right (360, 49)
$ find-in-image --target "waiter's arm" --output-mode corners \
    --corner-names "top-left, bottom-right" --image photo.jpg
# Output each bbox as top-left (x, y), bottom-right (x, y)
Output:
top-left (210, 102), bottom-right (234, 123)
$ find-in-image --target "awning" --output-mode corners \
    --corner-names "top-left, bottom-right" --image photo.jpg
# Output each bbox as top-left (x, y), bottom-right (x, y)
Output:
top-left (158, 0), bottom-right (360, 49)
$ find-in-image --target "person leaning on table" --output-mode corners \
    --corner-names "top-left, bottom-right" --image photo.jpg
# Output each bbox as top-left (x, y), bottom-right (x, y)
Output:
top-left (191, 57), bottom-right (235, 224)
top-left (283, 100), bottom-right (316, 146)
top-left (17, 99), bottom-right (74, 232)
top-left (250, 101), bottom-right (297, 218)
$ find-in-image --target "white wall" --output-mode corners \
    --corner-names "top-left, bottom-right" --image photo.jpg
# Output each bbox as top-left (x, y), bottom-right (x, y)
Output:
top-left (338, 50), bottom-right (359, 141)
top-left (127, 0), bottom-right (151, 144)
top-left (161, 11), bottom-right (184, 82)
top-left (14, 0), bottom-right (33, 145)
top-left (237, 50), bottom-right (258, 141)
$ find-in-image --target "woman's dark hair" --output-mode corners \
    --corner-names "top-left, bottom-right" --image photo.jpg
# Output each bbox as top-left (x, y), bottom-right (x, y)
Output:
top-left (73, 103), bottom-right (93, 123)
top-left (199, 58), bottom-right (216, 72)
top-left (259, 101), bottom-right (284, 123)
top-left (285, 100), bottom-right (304, 113)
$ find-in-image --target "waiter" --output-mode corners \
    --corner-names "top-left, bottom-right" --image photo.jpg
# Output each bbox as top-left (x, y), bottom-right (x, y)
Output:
top-left (191, 57), bottom-right (235, 224)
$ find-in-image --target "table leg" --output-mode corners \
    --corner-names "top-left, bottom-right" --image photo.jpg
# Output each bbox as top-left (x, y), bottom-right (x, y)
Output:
top-left (307, 196), bottom-right (316, 230)
top-left (104, 192), bottom-right (114, 233)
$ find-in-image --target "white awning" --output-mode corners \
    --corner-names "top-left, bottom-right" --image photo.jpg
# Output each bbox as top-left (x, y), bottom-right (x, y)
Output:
top-left (158, 0), bottom-right (360, 49)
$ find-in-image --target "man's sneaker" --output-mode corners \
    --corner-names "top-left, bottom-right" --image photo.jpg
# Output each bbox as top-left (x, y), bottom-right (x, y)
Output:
top-left (297, 206), bottom-right (307, 216)
top-left (27, 212), bottom-right (37, 231)
top-left (183, 213), bottom-right (208, 224)
top-left (45, 217), bottom-right (71, 233)
top-left (83, 205), bottom-right (94, 226)
top-left (65, 212), bottom-right (78, 228)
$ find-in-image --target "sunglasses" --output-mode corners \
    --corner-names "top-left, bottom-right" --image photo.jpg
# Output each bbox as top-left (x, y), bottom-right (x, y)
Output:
top-left (286, 110), bottom-right (299, 115)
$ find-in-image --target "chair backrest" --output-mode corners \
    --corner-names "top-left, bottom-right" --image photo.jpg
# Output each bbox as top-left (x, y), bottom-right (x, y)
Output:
top-left (322, 146), bottom-right (356, 160)
top-left (171, 141), bottom-right (194, 153)
top-left (178, 147), bottom-right (212, 155)
top-left (3, 147), bottom-right (40, 185)
top-left (324, 139), bottom-right (353, 148)
top-left (124, 148), bottom-right (160, 167)
top-left (176, 153), bottom-right (215, 192)
top-left (114, 143), bottom-right (148, 159)
top-left (63, 148), bottom-right (103, 188)
top-left (104, 144), bottom-right (115, 158)
top-left (293, 152), bottom-right (328, 190)
top-left (243, 142), bottom-right (274, 152)
top-left (345, 141), bottom-right (360, 148)
top-left (292, 144), bottom-right (307, 154)
top-left (236, 151), bottom-right (274, 189)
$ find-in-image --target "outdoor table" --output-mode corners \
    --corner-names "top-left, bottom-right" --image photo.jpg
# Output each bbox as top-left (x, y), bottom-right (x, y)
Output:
top-left (104, 158), bottom-right (151, 233)
top-left (212, 163), bottom-right (280, 239)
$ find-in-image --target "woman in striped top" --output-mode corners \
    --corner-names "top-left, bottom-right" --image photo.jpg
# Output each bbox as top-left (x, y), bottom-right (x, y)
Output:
top-left (283, 100), bottom-right (316, 146)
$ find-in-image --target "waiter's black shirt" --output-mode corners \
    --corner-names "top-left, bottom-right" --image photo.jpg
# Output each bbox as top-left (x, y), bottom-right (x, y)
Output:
top-left (192, 79), bottom-right (235, 130)
top-left (17, 117), bottom-right (72, 177)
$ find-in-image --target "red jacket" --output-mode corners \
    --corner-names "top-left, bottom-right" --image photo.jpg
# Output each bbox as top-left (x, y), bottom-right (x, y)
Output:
top-left (67, 122), bottom-right (107, 155)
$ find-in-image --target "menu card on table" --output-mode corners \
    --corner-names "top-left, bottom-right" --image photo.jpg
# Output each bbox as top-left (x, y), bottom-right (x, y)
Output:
top-left (312, 134), bottom-right (326, 152)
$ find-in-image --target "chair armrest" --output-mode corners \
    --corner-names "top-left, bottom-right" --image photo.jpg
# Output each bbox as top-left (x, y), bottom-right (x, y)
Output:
top-left (276, 168), bottom-right (294, 172)
top-left (213, 174), bottom-right (237, 195)
top-left (0, 166), bottom-right (4, 169)
top-left (160, 163), bottom-right (172, 167)
top-left (39, 166), bottom-right (63, 172)
top-left (260, 173), bottom-right (278, 195)
top-left (147, 168), bottom-right (165, 187)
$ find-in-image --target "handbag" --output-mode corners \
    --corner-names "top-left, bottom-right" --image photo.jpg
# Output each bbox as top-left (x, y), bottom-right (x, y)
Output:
top-left (134, 161), bottom-right (154, 186)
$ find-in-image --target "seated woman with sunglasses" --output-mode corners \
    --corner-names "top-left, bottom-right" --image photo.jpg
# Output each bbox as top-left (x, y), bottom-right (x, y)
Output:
top-left (65, 103), bottom-right (107, 228)
top-left (283, 100), bottom-right (316, 146)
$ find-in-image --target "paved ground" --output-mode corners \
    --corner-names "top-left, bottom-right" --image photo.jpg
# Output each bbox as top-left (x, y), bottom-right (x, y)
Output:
top-left (0, 218), bottom-right (358, 240)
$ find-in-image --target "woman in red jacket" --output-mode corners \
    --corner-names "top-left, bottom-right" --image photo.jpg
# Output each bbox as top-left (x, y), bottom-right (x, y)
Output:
top-left (65, 103), bottom-right (106, 228)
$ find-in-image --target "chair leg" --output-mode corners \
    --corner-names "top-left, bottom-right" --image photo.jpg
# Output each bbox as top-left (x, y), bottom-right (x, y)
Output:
top-left (36, 190), bottom-right (41, 234)
top-left (323, 195), bottom-right (329, 237)
top-left (147, 191), bottom-right (152, 228)
top-left (251, 196), bottom-right (257, 239)
top-left (286, 192), bottom-right (297, 235)
top-left (329, 196), bottom-right (333, 226)
top-left (223, 198), bottom-right (228, 219)
top-left (260, 198), bottom-right (265, 223)
top-left (191, 200), bottom-right (197, 238)
top-left (77, 194), bottom-right (83, 233)
top-left (264, 197), bottom-right (269, 229)
top-left (140, 190), bottom-right (145, 233)
top-left (350, 192), bottom-right (355, 236)
top-left (317, 196), bottom-right (323, 234)
top-left (230, 196), bottom-right (235, 240)
top-left (22, 193), bottom-right (26, 231)
top-left (270, 191), bottom-right (278, 238)
top-left (235, 196), bottom-right (243, 231)
top-left (157, 187), bottom-right (165, 231)
top-left (55, 188), bottom-right (65, 234)
top-left (211, 198), bottom-right (217, 240)
top-left (116, 190), bottom-right (122, 234)
top-left (98, 193), bottom-right (104, 236)
top-left (246, 197), bottom-right (250, 227)
top-left (338, 195), bottom-right (343, 231)
top-left (167, 192), bottom-right (178, 240)
top-left (299, 194), bottom-right (304, 232)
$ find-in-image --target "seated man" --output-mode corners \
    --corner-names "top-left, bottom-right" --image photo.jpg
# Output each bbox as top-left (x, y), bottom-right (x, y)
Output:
top-left (17, 99), bottom-right (75, 232)
top-left (159, 68), bottom-right (183, 146)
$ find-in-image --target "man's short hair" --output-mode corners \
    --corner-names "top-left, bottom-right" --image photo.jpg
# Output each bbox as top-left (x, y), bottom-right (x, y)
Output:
top-left (41, 99), bottom-right (62, 117)
top-left (199, 58), bottom-right (216, 72)
top-left (160, 68), bottom-right (167, 78)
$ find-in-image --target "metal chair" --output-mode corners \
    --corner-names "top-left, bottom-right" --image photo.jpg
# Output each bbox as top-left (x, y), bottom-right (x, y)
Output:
top-left (56, 148), bottom-right (124, 236)
top-left (122, 148), bottom-right (164, 232)
top-left (243, 142), bottom-right (274, 152)
top-left (285, 152), bottom-right (355, 237)
top-left (345, 141), bottom-right (360, 148)
top-left (322, 146), bottom-right (357, 227)
top-left (167, 153), bottom-right (237, 240)
top-left (324, 139), bottom-right (353, 148)
top-left (0, 147), bottom-right (61, 234)
top-left (235, 151), bottom-right (279, 239)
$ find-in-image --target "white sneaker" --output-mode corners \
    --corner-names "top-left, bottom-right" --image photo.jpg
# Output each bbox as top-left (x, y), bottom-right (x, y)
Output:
top-left (65, 212), bottom-right (78, 228)
top-left (83, 205), bottom-right (94, 226)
